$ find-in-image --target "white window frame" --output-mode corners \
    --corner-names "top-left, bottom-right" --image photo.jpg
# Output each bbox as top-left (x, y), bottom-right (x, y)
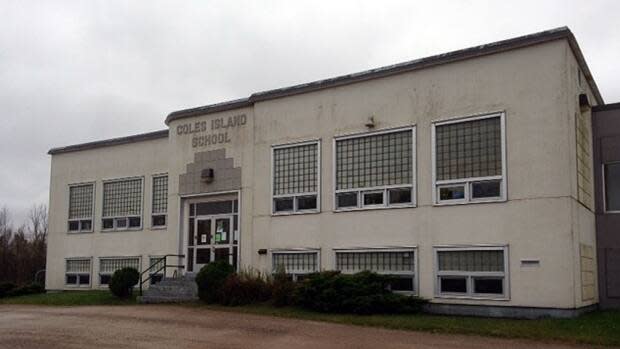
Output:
top-left (67, 182), bottom-right (95, 234)
top-left (333, 247), bottom-right (418, 295)
top-left (65, 258), bottom-right (92, 288)
top-left (271, 140), bottom-right (321, 215)
top-left (431, 112), bottom-right (507, 205)
top-left (270, 248), bottom-right (320, 281)
top-left (603, 162), bottom-right (620, 214)
top-left (433, 245), bottom-right (509, 300)
top-left (101, 176), bottom-right (144, 232)
top-left (98, 256), bottom-right (141, 287)
top-left (333, 126), bottom-right (417, 212)
top-left (151, 173), bottom-right (168, 228)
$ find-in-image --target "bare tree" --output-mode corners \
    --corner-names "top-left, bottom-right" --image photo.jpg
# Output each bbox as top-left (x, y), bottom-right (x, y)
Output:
top-left (0, 205), bottom-right (11, 236)
top-left (27, 204), bottom-right (48, 239)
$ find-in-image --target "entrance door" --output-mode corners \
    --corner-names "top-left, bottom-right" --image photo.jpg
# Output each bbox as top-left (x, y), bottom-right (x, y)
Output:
top-left (192, 215), bottom-right (237, 271)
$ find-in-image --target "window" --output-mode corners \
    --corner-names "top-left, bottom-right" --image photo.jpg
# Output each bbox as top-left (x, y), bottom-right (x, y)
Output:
top-left (148, 256), bottom-right (164, 285)
top-left (604, 162), bottom-right (620, 212)
top-left (272, 250), bottom-right (319, 281)
top-left (102, 178), bottom-right (143, 231)
top-left (152, 175), bottom-right (168, 227)
top-left (272, 141), bottom-right (320, 214)
top-left (432, 113), bottom-right (506, 204)
top-left (435, 247), bottom-right (508, 298)
top-left (334, 128), bottom-right (415, 210)
top-left (68, 183), bottom-right (94, 232)
top-left (98, 257), bottom-right (140, 285)
top-left (65, 258), bottom-right (91, 287)
top-left (335, 249), bottom-right (416, 293)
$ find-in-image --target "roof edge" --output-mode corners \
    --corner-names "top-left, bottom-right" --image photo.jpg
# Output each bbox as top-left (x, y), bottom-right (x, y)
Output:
top-left (593, 102), bottom-right (620, 112)
top-left (165, 26), bottom-right (604, 124)
top-left (48, 129), bottom-right (169, 155)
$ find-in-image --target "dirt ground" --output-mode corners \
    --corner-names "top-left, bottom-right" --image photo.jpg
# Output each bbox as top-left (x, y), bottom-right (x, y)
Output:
top-left (0, 305), bottom-right (606, 349)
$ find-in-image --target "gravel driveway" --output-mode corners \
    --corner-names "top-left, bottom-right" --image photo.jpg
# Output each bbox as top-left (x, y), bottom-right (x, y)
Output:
top-left (0, 305), bottom-right (605, 349)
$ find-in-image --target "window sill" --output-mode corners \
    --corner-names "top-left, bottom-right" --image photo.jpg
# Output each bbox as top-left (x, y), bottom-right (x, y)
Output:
top-left (272, 210), bottom-right (320, 217)
top-left (434, 294), bottom-right (509, 301)
top-left (101, 228), bottom-right (143, 233)
top-left (150, 226), bottom-right (168, 230)
top-left (434, 198), bottom-right (506, 206)
top-left (67, 231), bottom-right (94, 235)
top-left (65, 285), bottom-right (91, 288)
top-left (333, 204), bottom-right (416, 213)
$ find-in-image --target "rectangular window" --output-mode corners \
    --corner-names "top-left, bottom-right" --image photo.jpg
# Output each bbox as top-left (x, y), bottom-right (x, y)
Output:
top-left (335, 249), bottom-right (416, 293)
top-left (151, 175), bottom-right (168, 227)
top-left (432, 113), bottom-right (505, 204)
top-left (98, 257), bottom-right (140, 285)
top-left (272, 141), bottom-right (320, 214)
top-left (68, 183), bottom-right (94, 232)
top-left (335, 128), bottom-right (415, 210)
top-left (65, 258), bottom-right (91, 287)
top-left (102, 178), bottom-right (143, 231)
top-left (435, 247), bottom-right (508, 298)
top-left (604, 162), bottom-right (620, 212)
top-left (272, 251), bottom-right (319, 281)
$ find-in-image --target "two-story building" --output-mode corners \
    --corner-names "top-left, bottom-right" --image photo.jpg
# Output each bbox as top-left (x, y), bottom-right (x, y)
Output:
top-left (46, 27), bottom-right (605, 317)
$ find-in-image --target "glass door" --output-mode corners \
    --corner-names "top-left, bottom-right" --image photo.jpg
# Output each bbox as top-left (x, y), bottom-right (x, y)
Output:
top-left (191, 215), bottom-right (236, 272)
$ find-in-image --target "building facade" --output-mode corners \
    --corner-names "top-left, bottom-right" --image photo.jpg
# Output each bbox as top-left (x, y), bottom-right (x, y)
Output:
top-left (593, 103), bottom-right (620, 309)
top-left (46, 27), bottom-right (605, 317)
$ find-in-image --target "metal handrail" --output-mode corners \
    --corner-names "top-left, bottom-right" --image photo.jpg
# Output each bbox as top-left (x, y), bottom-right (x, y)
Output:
top-left (139, 254), bottom-right (185, 296)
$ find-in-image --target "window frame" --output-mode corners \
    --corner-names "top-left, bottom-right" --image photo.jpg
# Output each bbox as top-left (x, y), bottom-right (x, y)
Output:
top-left (433, 245), bottom-right (510, 300)
top-left (431, 112), bottom-right (507, 206)
top-left (332, 126), bottom-right (417, 212)
top-left (333, 247), bottom-right (418, 295)
top-left (65, 257), bottom-right (92, 288)
top-left (270, 248), bottom-right (320, 281)
top-left (603, 162), bottom-right (620, 214)
top-left (151, 173), bottom-right (168, 229)
top-left (98, 256), bottom-right (141, 287)
top-left (270, 139), bottom-right (321, 216)
top-left (67, 182), bottom-right (95, 234)
top-left (101, 176), bottom-right (144, 232)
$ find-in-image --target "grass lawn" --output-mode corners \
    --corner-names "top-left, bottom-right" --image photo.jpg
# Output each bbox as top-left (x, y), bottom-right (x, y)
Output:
top-left (2, 291), bottom-right (619, 346)
top-left (0, 290), bottom-right (137, 306)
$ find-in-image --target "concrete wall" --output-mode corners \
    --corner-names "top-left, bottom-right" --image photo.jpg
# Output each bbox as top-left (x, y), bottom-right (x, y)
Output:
top-left (593, 104), bottom-right (620, 308)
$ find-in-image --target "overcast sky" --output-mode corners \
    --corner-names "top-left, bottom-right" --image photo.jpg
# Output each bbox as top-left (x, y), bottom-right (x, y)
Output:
top-left (1, 0), bottom-right (619, 227)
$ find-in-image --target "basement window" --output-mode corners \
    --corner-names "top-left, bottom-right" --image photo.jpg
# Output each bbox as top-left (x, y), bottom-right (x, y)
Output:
top-left (98, 257), bottom-right (141, 286)
top-left (65, 258), bottom-right (91, 287)
top-left (272, 250), bottom-right (319, 281)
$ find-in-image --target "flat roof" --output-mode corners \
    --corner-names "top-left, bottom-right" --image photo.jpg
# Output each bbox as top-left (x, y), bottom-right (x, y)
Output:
top-left (48, 130), bottom-right (168, 155)
top-left (593, 102), bottom-right (620, 112)
top-left (166, 26), bottom-right (604, 124)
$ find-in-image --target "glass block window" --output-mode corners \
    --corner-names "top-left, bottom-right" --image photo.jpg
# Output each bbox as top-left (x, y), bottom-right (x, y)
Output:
top-left (336, 130), bottom-right (412, 190)
top-left (152, 175), bottom-right (168, 227)
top-left (65, 258), bottom-right (91, 287)
top-left (69, 184), bottom-right (94, 219)
top-left (102, 178), bottom-right (142, 230)
top-left (433, 114), bottom-right (505, 204)
top-left (99, 257), bottom-right (140, 277)
top-left (68, 184), bottom-right (94, 233)
top-left (272, 142), bottom-right (319, 213)
top-left (335, 250), bottom-right (416, 292)
top-left (152, 176), bottom-right (168, 214)
top-left (435, 248), bottom-right (507, 298)
top-left (273, 252), bottom-right (318, 274)
top-left (334, 128), bottom-right (414, 210)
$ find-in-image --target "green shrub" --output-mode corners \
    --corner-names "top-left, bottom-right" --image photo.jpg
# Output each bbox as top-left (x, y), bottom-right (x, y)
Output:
top-left (294, 271), bottom-right (426, 314)
top-left (3, 283), bottom-right (44, 298)
top-left (271, 267), bottom-right (295, 307)
top-left (0, 283), bottom-right (17, 298)
top-left (195, 261), bottom-right (235, 303)
top-left (218, 270), bottom-right (272, 306)
top-left (109, 267), bottom-right (139, 299)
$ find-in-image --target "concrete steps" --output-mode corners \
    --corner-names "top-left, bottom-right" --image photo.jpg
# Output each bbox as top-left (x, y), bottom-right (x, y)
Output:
top-left (138, 276), bottom-right (199, 303)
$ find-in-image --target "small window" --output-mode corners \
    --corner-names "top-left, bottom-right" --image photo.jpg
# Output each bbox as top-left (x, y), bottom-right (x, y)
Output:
top-left (99, 257), bottom-right (140, 285)
top-left (272, 141), bottom-right (320, 214)
top-left (152, 215), bottom-right (166, 227)
top-left (272, 251), bottom-right (319, 281)
top-left (433, 113), bottom-right (505, 204)
top-left (65, 259), bottom-right (91, 287)
top-left (435, 247), bottom-right (507, 298)
top-left (152, 175), bottom-right (168, 227)
top-left (334, 128), bottom-right (416, 210)
top-left (335, 249), bottom-right (416, 293)
top-left (67, 183), bottom-right (94, 233)
top-left (102, 219), bottom-right (113, 230)
top-left (604, 163), bottom-right (620, 212)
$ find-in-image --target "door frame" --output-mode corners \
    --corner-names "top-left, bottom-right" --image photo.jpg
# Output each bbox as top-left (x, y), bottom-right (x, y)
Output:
top-left (192, 214), bottom-right (236, 271)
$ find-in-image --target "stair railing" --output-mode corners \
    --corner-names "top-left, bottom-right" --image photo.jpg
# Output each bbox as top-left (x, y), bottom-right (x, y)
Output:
top-left (139, 254), bottom-right (185, 296)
